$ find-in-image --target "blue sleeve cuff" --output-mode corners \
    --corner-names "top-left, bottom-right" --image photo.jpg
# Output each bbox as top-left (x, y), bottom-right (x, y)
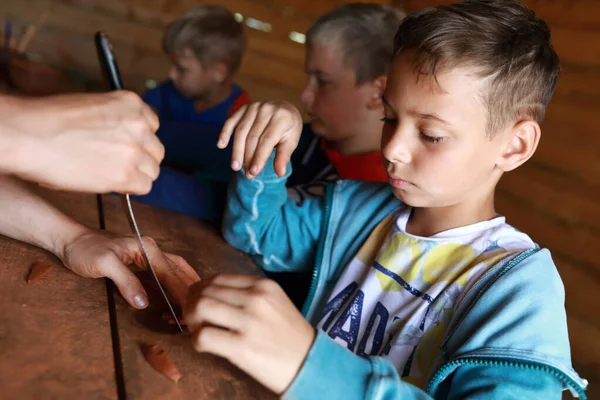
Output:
top-left (283, 330), bottom-right (433, 400)
top-left (241, 151), bottom-right (292, 182)
top-left (283, 330), bottom-right (372, 400)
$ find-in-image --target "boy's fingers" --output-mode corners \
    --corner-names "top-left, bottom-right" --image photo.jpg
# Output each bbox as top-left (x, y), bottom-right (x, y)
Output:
top-left (250, 120), bottom-right (287, 177)
top-left (183, 274), bottom-right (258, 321)
top-left (197, 284), bottom-right (252, 308)
top-left (211, 273), bottom-right (260, 288)
top-left (230, 104), bottom-right (259, 171)
top-left (135, 240), bottom-right (197, 306)
top-left (186, 296), bottom-right (246, 332)
top-left (273, 140), bottom-right (295, 177)
top-left (244, 108), bottom-right (274, 178)
top-left (218, 104), bottom-right (248, 149)
top-left (164, 253), bottom-right (201, 285)
top-left (191, 326), bottom-right (240, 360)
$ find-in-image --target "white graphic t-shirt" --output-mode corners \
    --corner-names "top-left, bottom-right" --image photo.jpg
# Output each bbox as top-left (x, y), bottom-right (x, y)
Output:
top-left (316, 205), bottom-right (536, 388)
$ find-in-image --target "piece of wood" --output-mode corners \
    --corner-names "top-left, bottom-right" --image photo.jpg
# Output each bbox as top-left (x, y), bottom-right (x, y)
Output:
top-left (25, 262), bottom-right (54, 283)
top-left (141, 344), bottom-right (183, 383)
top-left (0, 189), bottom-right (117, 399)
top-left (100, 194), bottom-right (275, 399)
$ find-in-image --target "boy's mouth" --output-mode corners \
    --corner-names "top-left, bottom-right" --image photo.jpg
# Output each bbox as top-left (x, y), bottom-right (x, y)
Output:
top-left (388, 175), bottom-right (414, 188)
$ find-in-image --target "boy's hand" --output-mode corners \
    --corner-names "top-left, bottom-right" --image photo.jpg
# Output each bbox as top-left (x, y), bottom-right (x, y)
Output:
top-left (217, 101), bottom-right (303, 179)
top-left (184, 274), bottom-right (316, 394)
top-left (59, 228), bottom-right (200, 308)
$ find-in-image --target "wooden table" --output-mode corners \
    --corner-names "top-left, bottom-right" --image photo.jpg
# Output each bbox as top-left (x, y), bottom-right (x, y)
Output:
top-left (0, 188), bottom-right (275, 399)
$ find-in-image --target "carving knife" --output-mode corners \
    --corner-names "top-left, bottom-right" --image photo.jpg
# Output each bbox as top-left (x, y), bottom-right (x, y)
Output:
top-left (94, 31), bottom-right (183, 333)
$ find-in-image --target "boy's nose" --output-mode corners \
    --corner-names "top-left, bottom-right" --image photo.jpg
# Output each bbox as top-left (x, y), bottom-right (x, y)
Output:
top-left (300, 84), bottom-right (315, 109)
top-left (382, 131), bottom-right (412, 165)
top-left (167, 67), bottom-right (178, 83)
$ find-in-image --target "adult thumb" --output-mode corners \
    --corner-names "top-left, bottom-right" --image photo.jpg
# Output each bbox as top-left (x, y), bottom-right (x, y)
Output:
top-left (102, 253), bottom-right (149, 309)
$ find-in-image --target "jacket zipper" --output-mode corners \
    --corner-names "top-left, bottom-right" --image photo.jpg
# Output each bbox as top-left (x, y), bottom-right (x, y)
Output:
top-left (301, 183), bottom-right (335, 318)
top-left (426, 357), bottom-right (587, 399)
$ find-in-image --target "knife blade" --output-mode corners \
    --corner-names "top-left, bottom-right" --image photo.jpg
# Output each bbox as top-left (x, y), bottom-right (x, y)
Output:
top-left (94, 31), bottom-right (183, 333)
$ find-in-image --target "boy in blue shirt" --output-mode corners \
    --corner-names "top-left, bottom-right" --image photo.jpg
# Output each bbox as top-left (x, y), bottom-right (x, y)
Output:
top-left (132, 5), bottom-right (248, 221)
top-left (182, 1), bottom-right (588, 399)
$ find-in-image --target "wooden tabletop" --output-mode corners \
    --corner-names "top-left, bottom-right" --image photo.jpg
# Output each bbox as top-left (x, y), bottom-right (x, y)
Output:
top-left (0, 189), bottom-right (116, 399)
top-left (0, 188), bottom-right (275, 399)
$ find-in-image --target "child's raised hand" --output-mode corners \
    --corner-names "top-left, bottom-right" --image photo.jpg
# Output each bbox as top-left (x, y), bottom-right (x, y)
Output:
top-left (217, 101), bottom-right (303, 179)
top-left (183, 274), bottom-right (316, 394)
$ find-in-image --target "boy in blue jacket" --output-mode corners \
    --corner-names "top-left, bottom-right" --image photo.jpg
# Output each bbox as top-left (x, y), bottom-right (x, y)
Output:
top-left (183, 1), bottom-right (588, 398)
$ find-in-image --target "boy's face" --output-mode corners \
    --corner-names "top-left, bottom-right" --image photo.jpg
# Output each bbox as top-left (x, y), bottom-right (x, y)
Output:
top-left (301, 43), bottom-right (382, 143)
top-left (167, 49), bottom-right (223, 99)
top-left (381, 54), bottom-right (508, 208)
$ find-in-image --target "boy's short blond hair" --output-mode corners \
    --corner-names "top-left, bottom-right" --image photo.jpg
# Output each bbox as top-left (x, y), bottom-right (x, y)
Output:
top-left (306, 3), bottom-right (406, 84)
top-left (393, 0), bottom-right (560, 136)
top-left (163, 5), bottom-right (246, 75)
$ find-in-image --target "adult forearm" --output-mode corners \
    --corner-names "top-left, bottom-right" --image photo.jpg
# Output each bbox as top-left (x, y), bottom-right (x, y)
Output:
top-left (0, 95), bottom-right (26, 175)
top-left (0, 175), bottom-right (87, 257)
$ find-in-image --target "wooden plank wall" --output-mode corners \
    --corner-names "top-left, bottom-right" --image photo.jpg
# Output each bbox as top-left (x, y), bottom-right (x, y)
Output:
top-left (0, 0), bottom-right (305, 105)
top-left (0, 0), bottom-right (395, 106)
top-left (393, 1), bottom-right (600, 396)
top-left (1, 0), bottom-right (597, 396)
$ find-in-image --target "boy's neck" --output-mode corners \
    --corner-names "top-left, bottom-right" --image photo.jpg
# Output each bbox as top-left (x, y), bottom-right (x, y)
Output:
top-left (406, 194), bottom-right (497, 237)
top-left (194, 82), bottom-right (232, 113)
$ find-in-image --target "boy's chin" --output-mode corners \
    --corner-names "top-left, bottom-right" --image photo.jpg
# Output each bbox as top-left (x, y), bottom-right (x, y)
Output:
top-left (310, 119), bottom-right (327, 136)
top-left (310, 121), bottom-right (351, 144)
top-left (391, 188), bottom-right (424, 208)
top-left (174, 86), bottom-right (201, 100)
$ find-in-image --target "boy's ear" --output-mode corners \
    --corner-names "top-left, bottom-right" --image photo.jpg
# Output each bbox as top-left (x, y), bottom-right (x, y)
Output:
top-left (495, 120), bottom-right (541, 172)
top-left (211, 63), bottom-right (229, 83)
top-left (366, 75), bottom-right (387, 110)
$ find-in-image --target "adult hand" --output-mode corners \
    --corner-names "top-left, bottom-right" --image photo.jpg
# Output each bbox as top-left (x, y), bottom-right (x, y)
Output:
top-left (1, 91), bottom-right (164, 194)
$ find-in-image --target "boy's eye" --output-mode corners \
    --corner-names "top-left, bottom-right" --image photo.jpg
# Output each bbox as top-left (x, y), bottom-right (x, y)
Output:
top-left (316, 78), bottom-right (330, 87)
top-left (380, 117), bottom-right (397, 124)
top-left (420, 132), bottom-right (444, 144)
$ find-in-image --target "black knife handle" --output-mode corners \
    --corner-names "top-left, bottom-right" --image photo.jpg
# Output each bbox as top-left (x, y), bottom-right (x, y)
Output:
top-left (94, 31), bottom-right (124, 90)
